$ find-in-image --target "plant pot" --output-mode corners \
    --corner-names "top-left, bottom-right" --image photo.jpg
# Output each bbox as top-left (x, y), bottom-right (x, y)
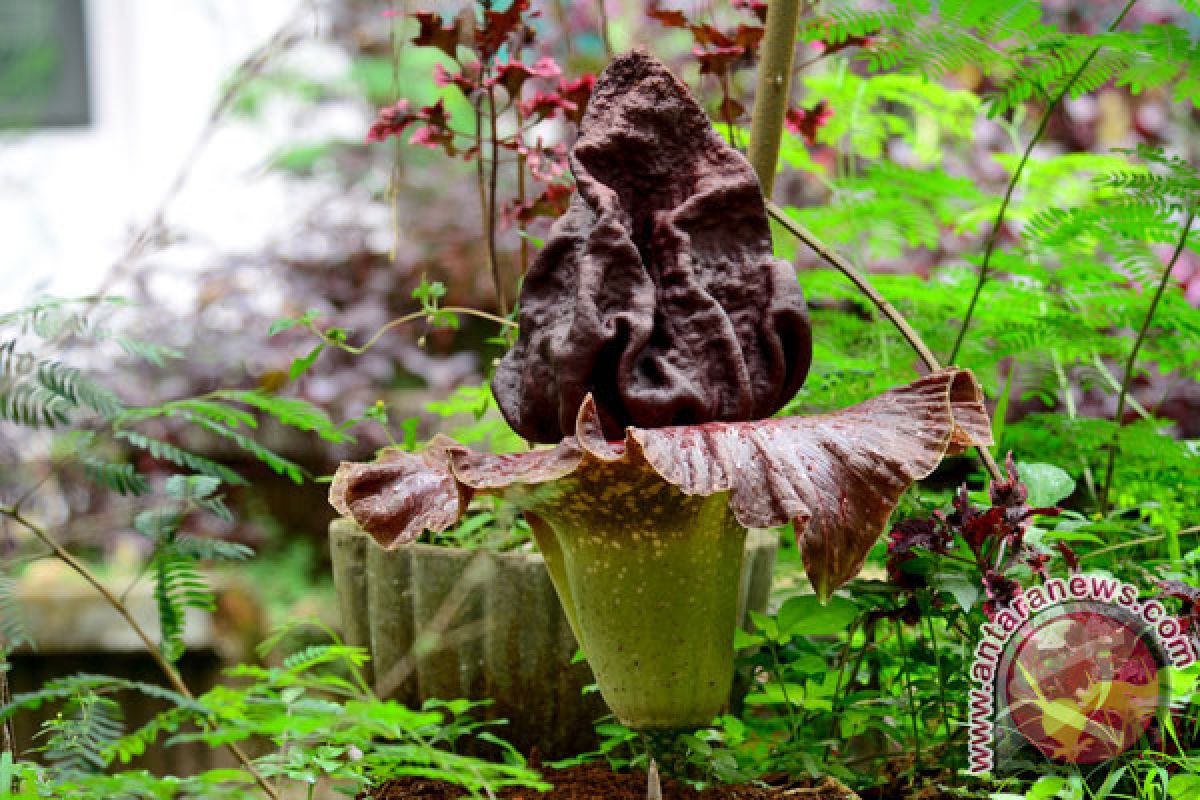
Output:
top-left (329, 518), bottom-right (776, 757)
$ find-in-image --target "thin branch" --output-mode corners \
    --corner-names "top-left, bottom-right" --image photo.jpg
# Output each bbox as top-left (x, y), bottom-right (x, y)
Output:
top-left (1090, 352), bottom-right (1152, 420)
top-left (0, 506), bottom-right (279, 800)
top-left (766, 202), bottom-right (1002, 483)
top-left (947, 0), bottom-right (1139, 362)
top-left (1100, 210), bottom-right (1194, 513)
top-left (306, 306), bottom-right (515, 357)
top-left (747, 0), bottom-right (801, 198)
top-left (1080, 526), bottom-right (1200, 561)
top-left (486, 84), bottom-right (507, 315)
top-left (595, 0), bottom-right (613, 58)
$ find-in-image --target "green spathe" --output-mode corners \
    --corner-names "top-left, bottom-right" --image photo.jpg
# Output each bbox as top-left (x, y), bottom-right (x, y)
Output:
top-left (523, 467), bottom-right (746, 728)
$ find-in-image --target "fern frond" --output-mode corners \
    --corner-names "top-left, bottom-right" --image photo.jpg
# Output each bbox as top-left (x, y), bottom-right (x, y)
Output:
top-left (154, 554), bottom-right (216, 663)
top-left (282, 644), bottom-right (370, 675)
top-left (170, 411), bottom-right (308, 484)
top-left (115, 431), bottom-right (247, 486)
top-left (171, 534), bottom-right (253, 562)
top-left (1, 674), bottom-right (199, 721)
top-left (209, 389), bottom-right (354, 443)
top-left (40, 692), bottom-right (123, 775)
top-left (0, 571), bottom-right (30, 653)
top-left (0, 383), bottom-right (71, 428)
top-left (79, 454), bottom-right (150, 497)
top-left (113, 336), bottom-right (183, 367)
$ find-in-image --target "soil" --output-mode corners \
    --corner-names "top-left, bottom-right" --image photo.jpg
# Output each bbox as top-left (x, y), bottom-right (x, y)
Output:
top-left (369, 765), bottom-right (860, 799)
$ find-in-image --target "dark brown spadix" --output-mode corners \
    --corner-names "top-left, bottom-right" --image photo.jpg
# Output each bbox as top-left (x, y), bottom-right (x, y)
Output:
top-left (491, 49), bottom-right (812, 443)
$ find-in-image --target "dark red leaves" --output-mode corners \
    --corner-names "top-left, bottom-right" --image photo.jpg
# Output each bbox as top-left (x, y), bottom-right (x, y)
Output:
top-left (647, 8), bottom-right (688, 28)
top-left (412, 11), bottom-right (463, 59)
top-left (648, 3), bottom-right (763, 118)
top-left (520, 90), bottom-right (576, 120)
top-left (366, 99), bottom-right (416, 144)
top-left (811, 33), bottom-right (877, 56)
top-left (558, 75), bottom-right (595, 125)
top-left (885, 453), bottom-right (1064, 617)
top-left (408, 99), bottom-right (457, 155)
top-left (492, 51), bottom-right (813, 444)
top-left (478, 0), bottom-right (532, 59)
top-left (731, 0), bottom-right (768, 23)
top-left (506, 182), bottom-right (572, 226)
top-left (785, 101), bottom-right (834, 145)
top-left (887, 514), bottom-right (951, 588)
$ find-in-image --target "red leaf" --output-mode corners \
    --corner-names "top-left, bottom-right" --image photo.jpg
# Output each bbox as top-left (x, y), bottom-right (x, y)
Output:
top-left (558, 74), bottom-right (595, 125)
top-left (412, 11), bottom-right (463, 59)
top-left (733, 24), bottom-right (764, 51)
top-left (433, 62), bottom-right (477, 93)
top-left (718, 95), bottom-right (746, 123)
top-left (690, 23), bottom-right (734, 49)
top-left (409, 99), bottom-right (457, 155)
top-left (732, 0), bottom-right (768, 24)
top-left (519, 90), bottom-right (576, 120)
top-left (647, 7), bottom-right (689, 28)
top-left (510, 182), bottom-right (573, 225)
top-left (694, 45), bottom-right (745, 76)
top-left (477, 0), bottom-right (531, 58)
top-left (785, 101), bottom-right (834, 145)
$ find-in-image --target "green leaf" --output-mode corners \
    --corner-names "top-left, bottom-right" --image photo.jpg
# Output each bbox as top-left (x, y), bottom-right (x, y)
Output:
top-left (776, 594), bottom-right (859, 637)
top-left (165, 474), bottom-right (220, 502)
top-left (931, 569), bottom-right (981, 612)
top-left (1169, 774), bottom-right (1200, 799)
top-left (134, 509), bottom-right (182, 540)
top-left (289, 343), bottom-right (324, 380)
top-left (1018, 462), bottom-right (1076, 506)
top-left (269, 309), bottom-right (319, 337)
top-left (1026, 775), bottom-right (1066, 800)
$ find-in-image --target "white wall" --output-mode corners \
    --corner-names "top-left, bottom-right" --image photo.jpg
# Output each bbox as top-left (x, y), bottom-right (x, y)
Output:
top-left (0, 0), bottom-right (304, 305)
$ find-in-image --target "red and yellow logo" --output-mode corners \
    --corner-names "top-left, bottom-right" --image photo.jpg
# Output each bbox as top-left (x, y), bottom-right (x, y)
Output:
top-left (1004, 610), bottom-right (1163, 764)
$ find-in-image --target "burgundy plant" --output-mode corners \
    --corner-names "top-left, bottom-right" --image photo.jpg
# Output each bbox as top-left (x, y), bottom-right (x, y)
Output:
top-left (886, 454), bottom-right (1064, 617)
top-left (334, 51), bottom-right (992, 731)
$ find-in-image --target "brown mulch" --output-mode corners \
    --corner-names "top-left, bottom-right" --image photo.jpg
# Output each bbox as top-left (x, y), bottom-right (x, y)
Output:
top-left (370, 765), bottom-right (860, 799)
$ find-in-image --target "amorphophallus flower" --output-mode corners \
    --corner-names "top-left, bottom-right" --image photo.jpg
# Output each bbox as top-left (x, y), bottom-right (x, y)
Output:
top-left (331, 50), bottom-right (992, 731)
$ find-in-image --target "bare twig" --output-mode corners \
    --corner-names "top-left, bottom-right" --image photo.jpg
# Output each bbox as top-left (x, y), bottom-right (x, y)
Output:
top-left (0, 506), bottom-right (279, 799)
top-left (766, 203), bottom-right (1003, 482)
top-left (747, 0), bottom-right (801, 198)
top-left (486, 83), bottom-right (507, 315)
top-left (1100, 210), bottom-right (1194, 513)
top-left (595, 0), bottom-right (613, 58)
top-left (305, 305), bottom-right (515, 357)
top-left (947, 0), bottom-right (1139, 362)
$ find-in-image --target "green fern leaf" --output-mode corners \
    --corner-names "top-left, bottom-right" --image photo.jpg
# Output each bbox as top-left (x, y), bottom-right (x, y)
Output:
top-left (115, 431), bottom-right (247, 486)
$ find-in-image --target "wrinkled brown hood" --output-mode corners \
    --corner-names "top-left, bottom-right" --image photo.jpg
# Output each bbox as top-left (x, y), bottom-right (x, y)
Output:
top-left (492, 49), bottom-right (812, 443)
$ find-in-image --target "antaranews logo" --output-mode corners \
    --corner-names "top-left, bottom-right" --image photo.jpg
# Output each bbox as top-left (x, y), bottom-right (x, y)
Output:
top-left (967, 574), bottom-right (1196, 774)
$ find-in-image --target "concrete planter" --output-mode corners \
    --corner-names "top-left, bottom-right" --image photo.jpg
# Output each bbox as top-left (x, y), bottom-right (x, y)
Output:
top-left (329, 518), bottom-right (776, 757)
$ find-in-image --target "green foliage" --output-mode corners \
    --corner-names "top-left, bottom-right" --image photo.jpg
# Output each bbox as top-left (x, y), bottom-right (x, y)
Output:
top-left (3, 630), bottom-right (545, 797)
top-left (39, 692), bottom-right (124, 777)
top-left (802, 0), bottom-right (1200, 114)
